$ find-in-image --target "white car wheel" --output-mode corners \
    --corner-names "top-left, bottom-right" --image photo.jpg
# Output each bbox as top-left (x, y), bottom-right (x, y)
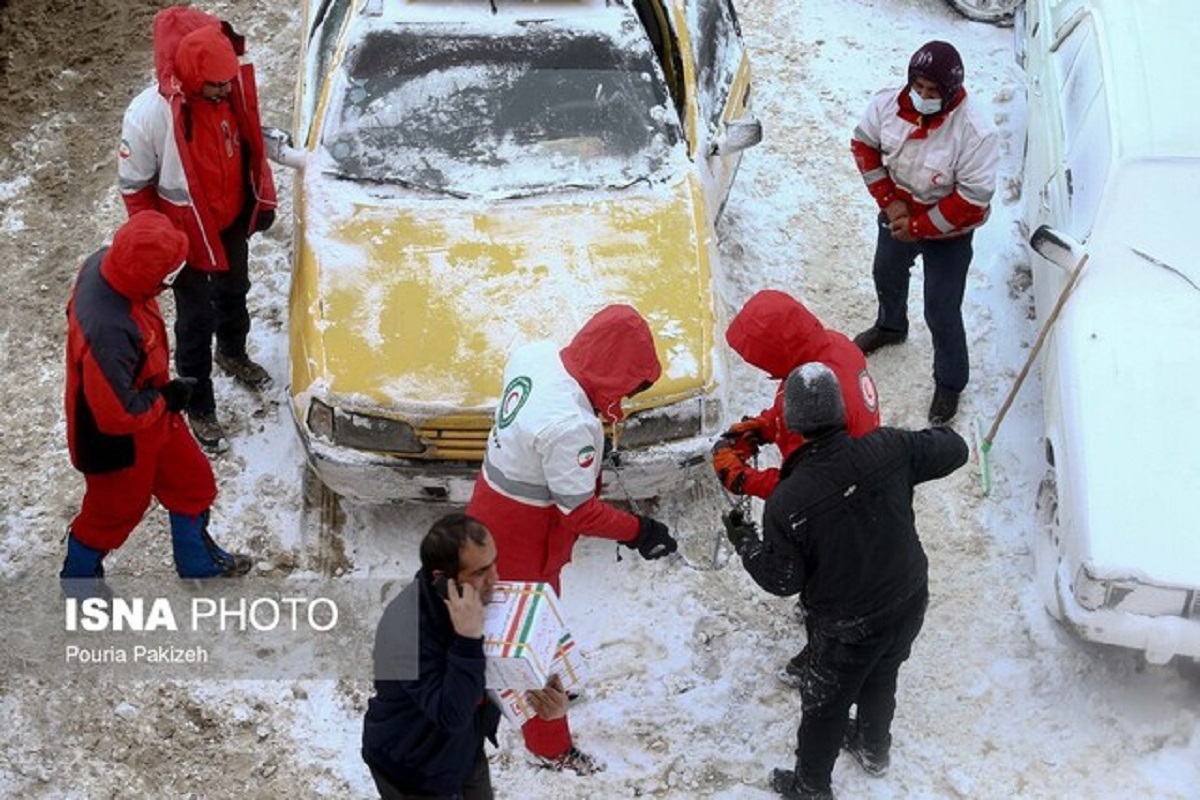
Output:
top-left (942, 0), bottom-right (1018, 25)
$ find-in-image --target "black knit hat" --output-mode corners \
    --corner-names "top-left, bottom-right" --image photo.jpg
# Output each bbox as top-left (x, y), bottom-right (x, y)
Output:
top-left (783, 362), bottom-right (846, 437)
top-left (908, 40), bottom-right (964, 102)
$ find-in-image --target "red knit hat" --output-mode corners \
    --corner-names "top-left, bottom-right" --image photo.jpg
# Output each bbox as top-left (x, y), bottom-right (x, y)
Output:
top-left (908, 40), bottom-right (964, 102)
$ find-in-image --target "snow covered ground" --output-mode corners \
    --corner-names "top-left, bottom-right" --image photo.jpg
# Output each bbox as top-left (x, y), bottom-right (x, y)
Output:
top-left (1, 0), bottom-right (1197, 797)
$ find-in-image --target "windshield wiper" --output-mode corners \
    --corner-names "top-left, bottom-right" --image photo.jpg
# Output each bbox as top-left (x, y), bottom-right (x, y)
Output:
top-left (500, 175), bottom-right (656, 200)
top-left (322, 169), bottom-right (470, 199)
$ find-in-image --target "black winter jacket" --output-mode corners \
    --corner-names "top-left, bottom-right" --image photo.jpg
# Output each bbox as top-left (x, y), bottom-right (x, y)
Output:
top-left (362, 570), bottom-right (500, 795)
top-left (745, 427), bottom-right (967, 632)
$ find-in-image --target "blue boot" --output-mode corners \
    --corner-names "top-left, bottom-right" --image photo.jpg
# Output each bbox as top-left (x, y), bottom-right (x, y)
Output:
top-left (170, 511), bottom-right (253, 578)
top-left (60, 531), bottom-right (111, 600)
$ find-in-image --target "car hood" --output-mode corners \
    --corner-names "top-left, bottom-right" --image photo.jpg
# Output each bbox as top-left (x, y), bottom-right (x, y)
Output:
top-left (1051, 159), bottom-right (1200, 587)
top-left (292, 170), bottom-right (715, 417)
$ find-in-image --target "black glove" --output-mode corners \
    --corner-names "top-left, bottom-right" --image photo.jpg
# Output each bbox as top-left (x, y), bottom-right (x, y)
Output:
top-left (160, 377), bottom-right (198, 412)
top-left (625, 516), bottom-right (678, 560)
top-left (722, 507), bottom-right (760, 556)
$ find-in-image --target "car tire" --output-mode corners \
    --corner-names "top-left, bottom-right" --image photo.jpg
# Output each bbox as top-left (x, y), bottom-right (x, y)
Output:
top-left (1034, 469), bottom-right (1065, 620)
top-left (300, 462), bottom-right (346, 573)
top-left (942, 0), bottom-right (1018, 26)
top-left (1173, 656), bottom-right (1200, 685)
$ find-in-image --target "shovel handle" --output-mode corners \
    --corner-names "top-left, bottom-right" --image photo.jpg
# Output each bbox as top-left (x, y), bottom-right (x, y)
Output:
top-left (984, 254), bottom-right (1089, 446)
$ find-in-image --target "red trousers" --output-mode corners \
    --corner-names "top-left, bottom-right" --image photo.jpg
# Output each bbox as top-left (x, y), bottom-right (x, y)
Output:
top-left (72, 413), bottom-right (216, 550)
top-left (511, 570), bottom-right (572, 758)
top-left (467, 482), bottom-right (574, 759)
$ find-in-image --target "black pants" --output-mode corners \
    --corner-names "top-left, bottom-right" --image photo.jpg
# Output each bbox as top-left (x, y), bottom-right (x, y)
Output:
top-left (171, 226), bottom-right (251, 415)
top-left (870, 218), bottom-right (974, 393)
top-left (368, 748), bottom-right (493, 800)
top-left (794, 590), bottom-right (928, 791)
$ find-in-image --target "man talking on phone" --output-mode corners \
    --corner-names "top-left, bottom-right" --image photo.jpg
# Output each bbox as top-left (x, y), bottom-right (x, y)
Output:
top-left (363, 513), bottom-right (568, 799)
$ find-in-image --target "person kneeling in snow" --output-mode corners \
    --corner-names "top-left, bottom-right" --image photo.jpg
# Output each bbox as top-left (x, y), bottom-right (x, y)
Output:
top-left (61, 211), bottom-right (252, 587)
top-left (724, 362), bottom-right (966, 799)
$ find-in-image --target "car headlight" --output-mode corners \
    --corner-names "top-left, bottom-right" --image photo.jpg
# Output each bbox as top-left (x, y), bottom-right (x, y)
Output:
top-left (1073, 566), bottom-right (1192, 616)
top-left (306, 399), bottom-right (427, 454)
top-left (619, 397), bottom-right (719, 449)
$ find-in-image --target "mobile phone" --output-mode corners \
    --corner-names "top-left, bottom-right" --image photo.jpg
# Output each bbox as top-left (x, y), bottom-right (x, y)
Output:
top-left (432, 575), bottom-right (462, 600)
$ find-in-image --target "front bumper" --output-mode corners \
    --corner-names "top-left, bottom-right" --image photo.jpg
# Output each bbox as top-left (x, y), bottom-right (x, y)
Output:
top-left (1055, 563), bottom-right (1200, 663)
top-left (298, 423), bottom-right (713, 505)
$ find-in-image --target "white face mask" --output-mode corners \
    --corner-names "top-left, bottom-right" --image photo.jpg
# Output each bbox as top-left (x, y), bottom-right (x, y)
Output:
top-left (909, 88), bottom-right (942, 116)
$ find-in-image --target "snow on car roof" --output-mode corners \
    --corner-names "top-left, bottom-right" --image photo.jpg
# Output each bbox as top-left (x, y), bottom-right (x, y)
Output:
top-left (1084, 1), bottom-right (1200, 158)
top-left (365, 0), bottom-right (620, 24)
top-left (353, 0), bottom-right (647, 63)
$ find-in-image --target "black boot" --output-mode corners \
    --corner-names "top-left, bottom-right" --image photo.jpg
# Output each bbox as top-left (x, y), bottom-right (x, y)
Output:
top-left (770, 768), bottom-right (833, 800)
top-left (852, 326), bottom-right (906, 356)
top-left (843, 717), bottom-right (891, 777)
top-left (928, 387), bottom-right (960, 425)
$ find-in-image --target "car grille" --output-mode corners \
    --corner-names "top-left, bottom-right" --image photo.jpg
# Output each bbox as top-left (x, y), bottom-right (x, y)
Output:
top-left (417, 417), bottom-right (492, 461)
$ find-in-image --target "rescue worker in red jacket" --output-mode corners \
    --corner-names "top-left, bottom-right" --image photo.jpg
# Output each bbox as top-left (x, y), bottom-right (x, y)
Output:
top-left (118, 6), bottom-right (278, 451)
top-left (713, 290), bottom-right (881, 499)
top-left (466, 304), bottom-right (677, 774)
top-left (849, 40), bottom-right (999, 425)
top-left (61, 211), bottom-right (252, 587)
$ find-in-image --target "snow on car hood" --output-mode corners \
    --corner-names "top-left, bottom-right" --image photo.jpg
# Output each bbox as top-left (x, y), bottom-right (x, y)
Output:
top-left (1051, 159), bottom-right (1200, 587)
top-left (293, 166), bottom-right (715, 416)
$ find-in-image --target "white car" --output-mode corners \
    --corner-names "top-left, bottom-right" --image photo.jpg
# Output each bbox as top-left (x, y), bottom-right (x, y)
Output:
top-left (1017, 0), bottom-right (1200, 663)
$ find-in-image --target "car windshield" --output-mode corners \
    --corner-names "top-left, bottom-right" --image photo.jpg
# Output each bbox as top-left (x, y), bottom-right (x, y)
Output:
top-left (322, 21), bottom-right (683, 197)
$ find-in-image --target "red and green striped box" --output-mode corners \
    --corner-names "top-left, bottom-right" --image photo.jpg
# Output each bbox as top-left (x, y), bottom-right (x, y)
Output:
top-left (482, 581), bottom-right (586, 726)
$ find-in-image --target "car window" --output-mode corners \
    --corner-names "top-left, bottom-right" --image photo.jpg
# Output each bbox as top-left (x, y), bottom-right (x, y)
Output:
top-left (301, 0), bottom-right (353, 143)
top-left (1054, 14), bottom-right (1110, 240)
top-left (688, 0), bottom-right (743, 132)
top-left (321, 20), bottom-right (685, 198)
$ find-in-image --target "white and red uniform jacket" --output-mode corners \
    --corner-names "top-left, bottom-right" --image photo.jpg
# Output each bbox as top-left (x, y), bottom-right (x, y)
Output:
top-left (851, 87), bottom-right (998, 239)
top-left (467, 306), bottom-right (662, 588)
top-left (118, 7), bottom-right (276, 272)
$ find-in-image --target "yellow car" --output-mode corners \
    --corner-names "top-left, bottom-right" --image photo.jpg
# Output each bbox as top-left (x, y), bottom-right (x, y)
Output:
top-left (268, 0), bottom-right (761, 503)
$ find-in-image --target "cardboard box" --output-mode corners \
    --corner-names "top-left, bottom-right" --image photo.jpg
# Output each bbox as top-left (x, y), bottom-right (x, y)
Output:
top-left (482, 581), bottom-right (585, 726)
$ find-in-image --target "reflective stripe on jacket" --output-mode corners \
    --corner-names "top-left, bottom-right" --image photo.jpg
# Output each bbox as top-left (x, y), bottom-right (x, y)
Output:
top-left (117, 7), bottom-right (276, 271)
top-left (851, 86), bottom-right (998, 239)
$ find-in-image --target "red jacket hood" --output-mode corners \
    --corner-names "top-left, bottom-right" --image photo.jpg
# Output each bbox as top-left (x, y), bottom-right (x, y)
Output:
top-left (100, 211), bottom-right (190, 301)
top-left (152, 6), bottom-right (244, 97)
top-left (560, 305), bottom-right (662, 422)
top-left (726, 290), bottom-right (831, 379)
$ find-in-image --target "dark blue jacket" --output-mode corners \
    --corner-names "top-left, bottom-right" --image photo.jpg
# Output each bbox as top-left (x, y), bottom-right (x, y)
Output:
top-left (362, 570), bottom-right (501, 795)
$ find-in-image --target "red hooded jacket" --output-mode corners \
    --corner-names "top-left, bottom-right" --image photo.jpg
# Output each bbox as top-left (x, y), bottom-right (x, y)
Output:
top-left (65, 212), bottom-right (190, 473)
top-left (726, 290), bottom-right (881, 498)
top-left (118, 7), bottom-right (277, 272)
top-left (468, 305), bottom-right (663, 586)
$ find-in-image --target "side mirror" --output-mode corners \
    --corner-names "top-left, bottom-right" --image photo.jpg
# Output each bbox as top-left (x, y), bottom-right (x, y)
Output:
top-left (710, 117), bottom-right (763, 157)
top-left (262, 126), bottom-right (305, 169)
top-left (1030, 225), bottom-right (1086, 274)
